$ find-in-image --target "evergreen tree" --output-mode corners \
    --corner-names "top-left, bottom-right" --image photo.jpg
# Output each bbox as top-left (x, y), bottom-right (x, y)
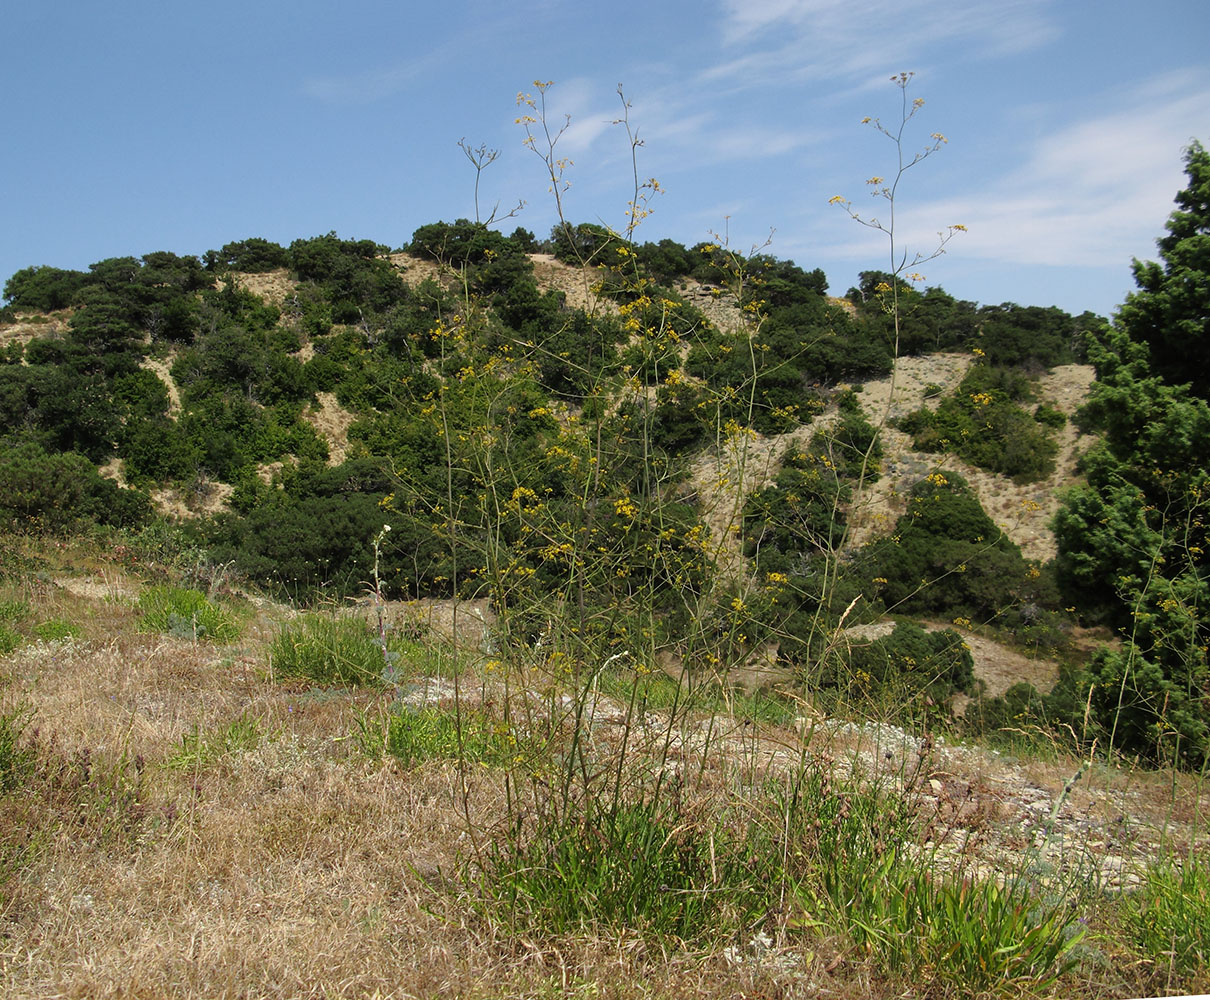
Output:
top-left (1116, 141), bottom-right (1210, 398)
top-left (1053, 142), bottom-right (1210, 766)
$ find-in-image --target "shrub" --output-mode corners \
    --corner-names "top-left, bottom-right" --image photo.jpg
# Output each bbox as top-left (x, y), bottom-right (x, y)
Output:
top-left (203, 238), bottom-right (289, 273)
top-left (270, 613), bottom-right (402, 687)
top-left (1034, 402), bottom-right (1068, 428)
top-left (962, 681), bottom-right (1048, 745)
top-left (137, 586), bottom-right (240, 642)
top-left (0, 440), bottom-right (150, 532)
top-left (898, 365), bottom-right (1059, 482)
top-left (861, 471), bottom-right (1038, 621)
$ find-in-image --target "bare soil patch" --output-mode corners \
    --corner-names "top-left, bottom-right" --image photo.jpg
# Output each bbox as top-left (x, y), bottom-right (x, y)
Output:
top-left (0, 310), bottom-right (71, 348)
top-left (304, 391), bottom-right (357, 465)
top-left (227, 268), bottom-right (296, 306)
top-left (141, 356), bottom-right (182, 417)
top-left (850, 360), bottom-right (1098, 560)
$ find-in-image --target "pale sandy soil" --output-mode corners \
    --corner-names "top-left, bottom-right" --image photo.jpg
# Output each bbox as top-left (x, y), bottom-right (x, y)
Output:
top-left (0, 310), bottom-right (71, 347)
top-left (141, 357), bottom-right (183, 418)
top-left (304, 392), bottom-right (356, 466)
top-left (850, 358), bottom-right (1098, 561)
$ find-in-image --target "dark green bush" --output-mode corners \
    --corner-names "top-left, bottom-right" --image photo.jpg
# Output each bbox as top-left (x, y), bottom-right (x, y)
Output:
top-left (3, 266), bottom-right (88, 311)
top-left (819, 621), bottom-right (974, 701)
top-left (861, 471), bottom-right (1037, 621)
top-left (963, 682), bottom-right (1048, 745)
top-left (0, 440), bottom-right (149, 533)
top-left (204, 238), bottom-right (289, 273)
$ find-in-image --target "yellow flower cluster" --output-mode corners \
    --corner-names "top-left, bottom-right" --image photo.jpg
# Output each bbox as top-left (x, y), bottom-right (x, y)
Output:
top-left (613, 496), bottom-right (638, 518)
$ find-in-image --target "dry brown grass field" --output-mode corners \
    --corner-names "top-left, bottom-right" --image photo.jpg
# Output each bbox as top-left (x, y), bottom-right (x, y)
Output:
top-left (1, 536), bottom-right (1206, 1000)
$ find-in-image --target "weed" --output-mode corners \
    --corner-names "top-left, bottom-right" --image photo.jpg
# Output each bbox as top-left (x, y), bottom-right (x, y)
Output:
top-left (0, 600), bottom-right (29, 625)
top-left (165, 714), bottom-right (263, 771)
top-left (31, 618), bottom-right (81, 642)
top-left (784, 760), bottom-right (1083, 991)
top-left (1124, 852), bottom-right (1210, 980)
top-left (137, 585), bottom-right (240, 642)
top-left (386, 704), bottom-right (520, 768)
top-left (271, 613), bottom-right (409, 687)
top-left (0, 600), bottom-right (28, 656)
top-left (0, 703), bottom-right (35, 794)
top-left (478, 794), bottom-right (774, 942)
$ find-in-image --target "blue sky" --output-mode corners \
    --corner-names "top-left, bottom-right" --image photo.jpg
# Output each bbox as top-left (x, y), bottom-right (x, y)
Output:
top-left (3, 0), bottom-right (1207, 319)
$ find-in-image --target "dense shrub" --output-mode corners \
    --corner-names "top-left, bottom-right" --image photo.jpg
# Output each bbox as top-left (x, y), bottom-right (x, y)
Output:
top-left (819, 620), bottom-right (975, 701)
top-left (0, 440), bottom-right (149, 532)
top-left (898, 364), bottom-right (1059, 482)
top-left (2, 266), bottom-right (88, 311)
top-left (203, 238), bottom-right (289, 273)
top-left (861, 471), bottom-right (1038, 622)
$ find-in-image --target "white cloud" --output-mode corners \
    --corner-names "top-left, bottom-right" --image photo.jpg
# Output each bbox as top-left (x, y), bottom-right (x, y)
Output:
top-left (706, 0), bottom-right (1059, 87)
top-left (823, 71), bottom-right (1209, 274)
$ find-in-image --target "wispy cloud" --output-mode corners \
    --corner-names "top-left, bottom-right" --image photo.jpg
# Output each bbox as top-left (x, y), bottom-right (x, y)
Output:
top-left (706, 0), bottom-right (1059, 87)
top-left (825, 70), bottom-right (1209, 273)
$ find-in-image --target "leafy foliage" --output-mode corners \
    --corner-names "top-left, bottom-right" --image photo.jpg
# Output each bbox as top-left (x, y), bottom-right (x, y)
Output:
top-left (0, 440), bottom-right (149, 532)
top-left (1052, 147), bottom-right (1210, 767)
top-left (861, 471), bottom-right (1040, 622)
top-left (819, 620), bottom-right (974, 701)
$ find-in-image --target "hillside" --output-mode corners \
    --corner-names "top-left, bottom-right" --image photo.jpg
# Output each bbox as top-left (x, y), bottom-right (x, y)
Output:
top-left (0, 231), bottom-right (1142, 723)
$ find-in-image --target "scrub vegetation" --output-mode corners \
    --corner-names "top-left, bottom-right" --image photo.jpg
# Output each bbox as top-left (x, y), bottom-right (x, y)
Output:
top-left (0, 76), bottom-right (1206, 998)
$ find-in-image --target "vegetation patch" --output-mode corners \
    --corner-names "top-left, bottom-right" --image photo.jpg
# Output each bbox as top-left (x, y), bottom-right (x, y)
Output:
top-left (898, 363), bottom-right (1060, 482)
top-left (270, 613), bottom-right (404, 687)
top-left (137, 585), bottom-right (240, 642)
top-left (386, 705), bottom-right (521, 768)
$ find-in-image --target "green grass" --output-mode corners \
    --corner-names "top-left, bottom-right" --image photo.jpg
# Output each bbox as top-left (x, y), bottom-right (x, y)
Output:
top-left (271, 613), bottom-right (402, 687)
top-left (0, 703), bottom-right (35, 794)
top-left (0, 600), bottom-right (29, 656)
top-left (477, 796), bottom-right (776, 942)
top-left (137, 585), bottom-right (240, 642)
top-left (165, 714), bottom-right (264, 771)
top-left (31, 618), bottom-right (81, 642)
top-left (386, 705), bottom-right (521, 767)
top-left (783, 764), bottom-right (1085, 992)
top-left (1124, 852), bottom-right (1210, 978)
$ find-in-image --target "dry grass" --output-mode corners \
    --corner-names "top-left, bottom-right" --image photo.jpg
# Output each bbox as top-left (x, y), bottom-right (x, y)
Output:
top-left (2, 543), bottom-right (1207, 999)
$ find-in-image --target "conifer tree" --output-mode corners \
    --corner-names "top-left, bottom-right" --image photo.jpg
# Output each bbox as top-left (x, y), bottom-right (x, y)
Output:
top-left (1116, 141), bottom-right (1210, 397)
